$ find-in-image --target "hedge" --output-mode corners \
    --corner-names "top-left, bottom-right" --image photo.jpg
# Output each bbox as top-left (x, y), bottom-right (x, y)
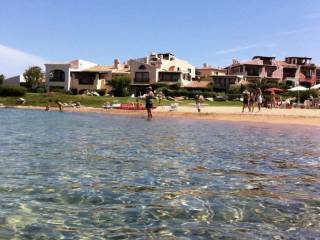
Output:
top-left (166, 89), bottom-right (216, 98)
top-left (0, 84), bottom-right (27, 97)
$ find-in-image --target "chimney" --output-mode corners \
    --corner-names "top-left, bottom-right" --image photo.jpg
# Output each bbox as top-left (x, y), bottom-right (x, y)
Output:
top-left (114, 59), bottom-right (120, 69)
top-left (232, 59), bottom-right (239, 65)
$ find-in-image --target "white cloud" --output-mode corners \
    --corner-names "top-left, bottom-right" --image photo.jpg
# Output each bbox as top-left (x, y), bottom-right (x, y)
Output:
top-left (214, 43), bottom-right (277, 55)
top-left (0, 44), bottom-right (47, 78)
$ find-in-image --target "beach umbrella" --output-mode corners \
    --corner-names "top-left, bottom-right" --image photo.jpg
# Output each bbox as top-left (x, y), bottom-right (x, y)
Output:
top-left (288, 86), bottom-right (308, 91)
top-left (310, 83), bottom-right (320, 90)
top-left (264, 88), bottom-right (284, 94)
top-left (288, 86), bottom-right (308, 104)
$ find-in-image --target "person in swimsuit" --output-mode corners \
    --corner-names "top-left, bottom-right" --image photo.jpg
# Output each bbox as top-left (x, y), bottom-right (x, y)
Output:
top-left (195, 94), bottom-right (201, 112)
top-left (249, 91), bottom-right (256, 112)
top-left (242, 91), bottom-right (250, 112)
top-left (256, 88), bottom-right (263, 111)
top-left (270, 92), bottom-right (276, 109)
top-left (55, 100), bottom-right (63, 112)
top-left (145, 86), bottom-right (154, 120)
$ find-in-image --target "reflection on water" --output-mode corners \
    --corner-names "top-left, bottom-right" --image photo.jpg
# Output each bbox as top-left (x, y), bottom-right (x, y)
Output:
top-left (0, 108), bottom-right (319, 239)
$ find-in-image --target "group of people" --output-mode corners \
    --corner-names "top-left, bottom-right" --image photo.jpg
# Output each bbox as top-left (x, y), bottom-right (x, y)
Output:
top-left (242, 88), bottom-right (264, 112)
top-left (45, 100), bottom-right (63, 112)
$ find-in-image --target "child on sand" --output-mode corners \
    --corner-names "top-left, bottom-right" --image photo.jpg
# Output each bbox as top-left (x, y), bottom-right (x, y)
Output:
top-left (45, 103), bottom-right (50, 111)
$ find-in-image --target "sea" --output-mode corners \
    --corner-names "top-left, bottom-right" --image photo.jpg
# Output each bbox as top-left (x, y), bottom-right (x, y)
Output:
top-left (0, 108), bottom-right (319, 239)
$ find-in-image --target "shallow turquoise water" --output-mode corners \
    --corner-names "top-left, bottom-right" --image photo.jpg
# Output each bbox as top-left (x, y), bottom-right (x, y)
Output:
top-left (0, 108), bottom-right (319, 239)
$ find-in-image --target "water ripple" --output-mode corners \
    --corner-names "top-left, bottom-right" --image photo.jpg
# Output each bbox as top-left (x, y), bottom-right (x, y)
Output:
top-left (0, 108), bottom-right (319, 239)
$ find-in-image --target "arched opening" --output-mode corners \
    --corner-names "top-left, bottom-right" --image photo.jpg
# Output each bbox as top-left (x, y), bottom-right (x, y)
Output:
top-left (49, 70), bottom-right (65, 82)
top-left (138, 65), bottom-right (146, 70)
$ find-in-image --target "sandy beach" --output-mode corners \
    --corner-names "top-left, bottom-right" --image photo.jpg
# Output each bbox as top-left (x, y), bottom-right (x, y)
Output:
top-left (6, 105), bottom-right (320, 127)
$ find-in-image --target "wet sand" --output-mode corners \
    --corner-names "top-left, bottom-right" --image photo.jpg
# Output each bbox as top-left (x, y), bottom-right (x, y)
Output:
top-left (6, 105), bottom-right (320, 127)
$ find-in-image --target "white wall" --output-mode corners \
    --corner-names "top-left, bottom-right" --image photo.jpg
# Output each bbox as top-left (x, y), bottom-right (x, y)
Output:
top-left (45, 64), bottom-right (71, 91)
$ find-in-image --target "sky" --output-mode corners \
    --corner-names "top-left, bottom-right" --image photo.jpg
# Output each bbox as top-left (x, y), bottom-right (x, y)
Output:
top-left (0, 0), bottom-right (320, 77)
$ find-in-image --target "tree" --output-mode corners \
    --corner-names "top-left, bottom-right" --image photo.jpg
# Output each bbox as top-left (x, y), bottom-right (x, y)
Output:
top-left (23, 66), bottom-right (43, 90)
top-left (0, 74), bottom-right (5, 84)
top-left (109, 75), bottom-right (131, 97)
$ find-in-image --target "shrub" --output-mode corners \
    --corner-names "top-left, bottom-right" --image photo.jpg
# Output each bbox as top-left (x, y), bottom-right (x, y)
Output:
top-left (0, 84), bottom-right (27, 96)
top-left (226, 94), bottom-right (242, 101)
top-left (167, 89), bottom-right (216, 98)
top-left (23, 66), bottom-right (43, 90)
top-left (214, 96), bottom-right (227, 101)
top-left (228, 84), bottom-right (245, 94)
top-left (35, 87), bottom-right (46, 93)
top-left (109, 75), bottom-right (131, 97)
top-left (69, 88), bottom-right (78, 95)
top-left (96, 89), bottom-right (107, 96)
top-left (0, 74), bottom-right (5, 84)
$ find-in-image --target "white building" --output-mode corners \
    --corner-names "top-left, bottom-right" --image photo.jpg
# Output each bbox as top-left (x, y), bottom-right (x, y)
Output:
top-left (45, 59), bottom-right (130, 93)
top-left (128, 53), bottom-right (196, 92)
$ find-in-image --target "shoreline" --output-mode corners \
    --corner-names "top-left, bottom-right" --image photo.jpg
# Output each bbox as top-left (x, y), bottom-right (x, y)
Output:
top-left (3, 105), bottom-right (320, 127)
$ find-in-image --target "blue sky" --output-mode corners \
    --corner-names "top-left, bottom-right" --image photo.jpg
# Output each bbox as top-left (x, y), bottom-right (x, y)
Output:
top-left (0, 0), bottom-right (319, 76)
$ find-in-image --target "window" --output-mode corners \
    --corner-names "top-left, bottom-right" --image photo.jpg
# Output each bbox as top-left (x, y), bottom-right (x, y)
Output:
top-left (74, 72), bottom-right (96, 85)
top-left (99, 73), bottom-right (109, 79)
top-left (188, 68), bottom-right (192, 73)
top-left (266, 68), bottom-right (274, 77)
top-left (135, 72), bottom-right (149, 82)
top-left (246, 67), bottom-right (259, 76)
top-left (159, 72), bottom-right (180, 82)
top-left (49, 70), bottom-right (65, 82)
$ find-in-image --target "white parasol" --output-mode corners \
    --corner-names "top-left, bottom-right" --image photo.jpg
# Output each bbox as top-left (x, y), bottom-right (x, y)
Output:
top-left (310, 84), bottom-right (320, 90)
top-left (288, 86), bottom-right (308, 104)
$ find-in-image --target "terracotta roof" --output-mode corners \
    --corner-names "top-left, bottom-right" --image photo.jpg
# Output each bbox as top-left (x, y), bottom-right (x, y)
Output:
top-left (242, 59), bottom-right (263, 65)
top-left (84, 65), bottom-right (113, 72)
top-left (275, 61), bottom-right (297, 68)
top-left (112, 68), bottom-right (130, 74)
top-left (184, 81), bottom-right (211, 89)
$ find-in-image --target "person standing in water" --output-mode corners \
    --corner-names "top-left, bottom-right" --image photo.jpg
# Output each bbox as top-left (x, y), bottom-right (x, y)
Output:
top-left (56, 100), bottom-right (64, 112)
top-left (195, 94), bottom-right (201, 112)
top-left (145, 86), bottom-right (154, 120)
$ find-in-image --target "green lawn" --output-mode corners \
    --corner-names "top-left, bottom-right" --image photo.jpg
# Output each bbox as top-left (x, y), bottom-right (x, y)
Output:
top-left (0, 93), bottom-right (242, 108)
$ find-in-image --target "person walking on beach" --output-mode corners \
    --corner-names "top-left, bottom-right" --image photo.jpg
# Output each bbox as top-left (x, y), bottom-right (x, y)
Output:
top-left (195, 94), bottom-right (201, 112)
top-left (242, 91), bottom-right (250, 112)
top-left (145, 86), bottom-right (154, 120)
top-left (270, 92), bottom-right (276, 109)
top-left (256, 88), bottom-right (263, 111)
top-left (249, 91), bottom-right (256, 112)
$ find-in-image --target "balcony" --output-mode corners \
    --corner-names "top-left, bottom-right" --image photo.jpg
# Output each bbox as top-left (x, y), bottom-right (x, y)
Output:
top-left (158, 72), bottom-right (180, 82)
